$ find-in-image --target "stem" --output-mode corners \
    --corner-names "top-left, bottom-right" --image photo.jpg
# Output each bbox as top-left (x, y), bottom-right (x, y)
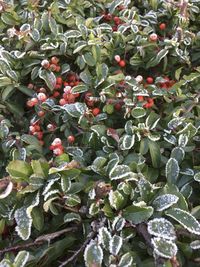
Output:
top-left (0, 226), bottom-right (78, 256)
top-left (59, 231), bottom-right (96, 267)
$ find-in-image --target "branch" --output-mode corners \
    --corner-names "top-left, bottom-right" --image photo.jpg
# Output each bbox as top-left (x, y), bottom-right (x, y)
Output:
top-left (0, 226), bottom-right (78, 256)
top-left (59, 231), bottom-right (96, 267)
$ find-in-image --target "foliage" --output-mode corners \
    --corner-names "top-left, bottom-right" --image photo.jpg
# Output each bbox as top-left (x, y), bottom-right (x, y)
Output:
top-left (0, 0), bottom-right (200, 266)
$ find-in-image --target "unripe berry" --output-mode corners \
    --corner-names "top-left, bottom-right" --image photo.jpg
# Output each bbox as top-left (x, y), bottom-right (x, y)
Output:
top-left (118, 60), bottom-right (126, 67)
top-left (41, 59), bottom-right (50, 69)
top-left (149, 33), bottom-right (158, 42)
top-left (67, 135), bottom-right (75, 144)
top-left (114, 55), bottom-right (121, 62)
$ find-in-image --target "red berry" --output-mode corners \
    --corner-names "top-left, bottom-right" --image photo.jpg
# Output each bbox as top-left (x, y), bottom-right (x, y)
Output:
top-left (114, 103), bottom-right (122, 111)
top-left (29, 126), bottom-right (35, 133)
top-left (146, 77), bottom-right (154, 84)
top-left (118, 60), bottom-right (126, 67)
top-left (56, 77), bottom-right (62, 85)
top-left (55, 84), bottom-right (62, 89)
top-left (37, 93), bottom-right (47, 102)
top-left (51, 56), bottom-right (59, 65)
top-left (34, 131), bottom-right (43, 140)
top-left (63, 82), bottom-right (69, 86)
top-left (38, 110), bottom-right (45, 117)
top-left (39, 87), bottom-right (46, 93)
top-left (55, 66), bottom-right (61, 72)
top-left (59, 98), bottom-right (67, 106)
top-left (52, 138), bottom-right (62, 146)
top-left (137, 96), bottom-right (144, 102)
top-left (159, 23), bottom-right (166, 30)
top-left (92, 108), bottom-right (100, 116)
top-left (34, 125), bottom-right (41, 131)
top-left (27, 83), bottom-right (34, 89)
top-left (53, 91), bottom-right (60, 98)
top-left (53, 147), bottom-right (63, 156)
top-left (67, 135), bottom-right (75, 144)
top-left (26, 100), bottom-right (34, 108)
top-left (41, 59), bottom-right (50, 69)
top-left (149, 33), bottom-right (158, 42)
top-left (49, 64), bottom-right (57, 72)
top-left (113, 16), bottom-right (121, 25)
top-left (31, 97), bottom-right (38, 106)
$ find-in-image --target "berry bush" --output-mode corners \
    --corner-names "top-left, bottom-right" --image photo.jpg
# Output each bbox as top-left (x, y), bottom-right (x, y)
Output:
top-left (0, 0), bottom-right (200, 266)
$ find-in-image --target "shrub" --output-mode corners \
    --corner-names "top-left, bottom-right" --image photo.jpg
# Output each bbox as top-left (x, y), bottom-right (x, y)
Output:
top-left (0, 0), bottom-right (200, 266)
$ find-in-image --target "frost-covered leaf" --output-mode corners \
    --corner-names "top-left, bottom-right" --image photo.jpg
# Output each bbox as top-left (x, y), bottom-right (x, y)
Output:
top-left (15, 193), bottom-right (40, 240)
top-left (118, 252), bottom-right (134, 267)
top-left (171, 147), bottom-right (185, 163)
top-left (112, 216), bottom-right (126, 231)
top-left (108, 190), bottom-right (124, 210)
top-left (166, 208), bottom-right (200, 235)
top-left (109, 165), bottom-right (136, 180)
top-left (98, 227), bottom-right (112, 249)
top-left (178, 134), bottom-right (188, 147)
top-left (120, 134), bottom-right (135, 150)
top-left (153, 194), bottom-right (179, 211)
top-left (147, 218), bottom-right (176, 240)
top-left (166, 158), bottom-right (180, 184)
top-left (84, 240), bottom-right (103, 267)
top-left (62, 102), bottom-right (87, 118)
top-left (39, 69), bottom-right (56, 91)
top-left (152, 237), bottom-right (177, 258)
top-left (14, 251), bottom-right (29, 267)
top-left (109, 235), bottom-right (123, 256)
top-left (190, 240), bottom-right (200, 250)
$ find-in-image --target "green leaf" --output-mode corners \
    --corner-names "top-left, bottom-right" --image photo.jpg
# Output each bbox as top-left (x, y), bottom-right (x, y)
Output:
top-left (152, 237), bottom-right (177, 259)
top-left (18, 85), bottom-right (34, 96)
top-left (83, 52), bottom-right (96, 66)
top-left (108, 190), bottom-right (124, 210)
top-left (166, 158), bottom-right (180, 184)
top-left (98, 227), bottom-right (111, 249)
top-left (39, 69), bottom-right (56, 91)
top-left (21, 134), bottom-right (42, 153)
top-left (123, 205), bottom-right (154, 224)
top-left (147, 218), bottom-right (176, 240)
top-left (14, 251), bottom-right (29, 267)
top-left (146, 49), bottom-right (168, 68)
top-left (2, 85), bottom-right (15, 101)
top-left (71, 84), bottom-right (88, 94)
top-left (148, 140), bottom-right (161, 168)
top-left (131, 107), bottom-right (146, 118)
top-left (64, 212), bottom-right (81, 223)
top-left (109, 235), bottom-right (123, 256)
top-left (194, 172), bottom-right (200, 182)
top-left (31, 160), bottom-right (49, 178)
top-left (166, 208), bottom-right (200, 235)
top-left (171, 147), bottom-right (185, 163)
top-left (6, 160), bottom-right (32, 180)
top-left (84, 240), bottom-right (103, 267)
top-left (0, 76), bottom-right (13, 87)
top-left (32, 207), bottom-right (44, 231)
top-left (118, 252), bottom-right (134, 267)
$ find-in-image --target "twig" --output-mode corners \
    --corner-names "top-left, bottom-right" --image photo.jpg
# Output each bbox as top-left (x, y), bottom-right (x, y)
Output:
top-left (0, 226), bottom-right (78, 256)
top-left (136, 223), bottom-right (152, 248)
top-left (59, 231), bottom-right (96, 267)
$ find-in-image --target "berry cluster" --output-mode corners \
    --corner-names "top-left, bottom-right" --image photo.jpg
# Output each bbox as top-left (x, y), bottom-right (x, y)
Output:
top-left (49, 138), bottom-right (64, 156)
top-left (41, 56), bottom-right (61, 72)
top-left (29, 121), bottom-right (44, 145)
top-left (102, 9), bottom-right (125, 31)
top-left (114, 55), bottom-right (126, 67)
